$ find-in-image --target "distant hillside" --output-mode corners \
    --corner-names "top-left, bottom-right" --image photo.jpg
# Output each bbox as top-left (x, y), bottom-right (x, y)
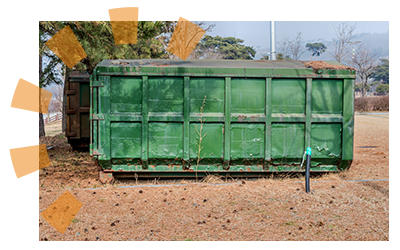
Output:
top-left (352, 32), bottom-right (389, 58)
top-left (255, 31), bottom-right (389, 61)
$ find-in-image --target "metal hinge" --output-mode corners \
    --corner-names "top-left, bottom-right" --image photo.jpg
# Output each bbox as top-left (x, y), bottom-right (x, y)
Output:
top-left (90, 114), bottom-right (104, 121)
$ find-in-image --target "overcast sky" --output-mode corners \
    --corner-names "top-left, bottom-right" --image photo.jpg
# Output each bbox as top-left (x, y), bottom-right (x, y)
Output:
top-left (203, 21), bottom-right (389, 49)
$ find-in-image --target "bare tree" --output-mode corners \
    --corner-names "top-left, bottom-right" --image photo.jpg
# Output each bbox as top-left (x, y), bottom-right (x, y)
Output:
top-left (259, 53), bottom-right (269, 61)
top-left (277, 37), bottom-right (290, 59)
top-left (193, 47), bottom-right (223, 59)
top-left (277, 33), bottom-right (305, 60)
top-left (289, 32), bottom-right (306, 60)
top-left (330, 22), bottom-right (356, 63)
top-left (51, 83), bottom-right (64, 113)
top-left (47, 98), bottom-right (62, 113)
top-left (47, 64), bottom-right (65, 108)
top-left (349, 43), bottom-right (378, 97)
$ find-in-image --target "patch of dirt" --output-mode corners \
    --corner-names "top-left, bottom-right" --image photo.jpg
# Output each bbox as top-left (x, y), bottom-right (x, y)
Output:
top-left (304, 61), bottom-right (354, 71)
top-left (39, 133), bottom-right (101, 190)
top-left (39, 114), bottom-right (389, 241)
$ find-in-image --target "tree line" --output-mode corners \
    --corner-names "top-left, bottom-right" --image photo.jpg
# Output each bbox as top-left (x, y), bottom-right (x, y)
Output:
top-left (39, 21), bottom-right (388, 137)
top-left (263, 23), bottom-right (388, 97)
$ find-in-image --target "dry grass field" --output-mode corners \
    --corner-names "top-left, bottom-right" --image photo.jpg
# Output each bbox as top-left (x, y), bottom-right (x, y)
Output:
top-left (39, 114), bottom-right (389, 241)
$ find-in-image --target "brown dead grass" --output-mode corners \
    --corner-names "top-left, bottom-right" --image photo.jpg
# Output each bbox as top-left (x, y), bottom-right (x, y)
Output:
top-left (340, 114), bottom-right (389, 181)
top-left (44, 120), bottom-right (63, 137)
top-left (39, 114), bottom-right (389, 241)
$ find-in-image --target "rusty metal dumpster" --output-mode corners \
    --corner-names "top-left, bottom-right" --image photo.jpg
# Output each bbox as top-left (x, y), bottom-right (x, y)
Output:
top-left (90, 59), bottom-right (355, 177)
top-left (66, 71), bottom-right (90, 150)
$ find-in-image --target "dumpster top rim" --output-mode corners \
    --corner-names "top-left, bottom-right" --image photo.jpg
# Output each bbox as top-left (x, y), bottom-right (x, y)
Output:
top-left (96, 59), bottom-right (350, 70)
top-left (68, 71), bottom-right (90, 78)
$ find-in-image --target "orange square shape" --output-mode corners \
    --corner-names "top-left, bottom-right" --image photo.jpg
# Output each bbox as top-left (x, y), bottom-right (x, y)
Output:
top-left (111, 21), bottom-right (138, 45)
top-left (45, 25), bottom-right (87, 69)
top-left (41, 191), bottom-right (83, 234)
top-left (167, 17), bottom-right (206, 60)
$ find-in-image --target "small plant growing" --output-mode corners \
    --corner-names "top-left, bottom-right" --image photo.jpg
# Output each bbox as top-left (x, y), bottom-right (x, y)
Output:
top-left (195, 95), bottom-right (208, 167)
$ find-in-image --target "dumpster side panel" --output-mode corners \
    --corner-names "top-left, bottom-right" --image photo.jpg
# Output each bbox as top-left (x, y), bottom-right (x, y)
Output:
top-left (149, 77), bottom-right (183, 114)
top-left (272, 79), bottom-right (306, 114)
top-left (271, 123), bottom-right (305, 165)
top-left (231, 78), bottom-right (265, 114)
top-left (189, 78), bottom-right (225, 115)
top-left (189, 123), bottom-right (224, 161)
top-left (148, 122), bottom-right (183, 160)
top-left (110, 122), bottom-right (142, 158)
top-left (339, 78), bottom-right (355, 169)
top-left (110, 76), bottom-right (142, 114)
top-left (312, 79), bottom-right (343, 115)
top-left (91, 60), bottom-right (355, 174)
top-left (310, 123), bottom-right (342, 166)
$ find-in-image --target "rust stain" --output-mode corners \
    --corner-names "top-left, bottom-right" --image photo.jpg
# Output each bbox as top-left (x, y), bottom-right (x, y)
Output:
top-left (237, 115), bottom-right (246, 122)
top-left (250, 115), bottom-right (261, 122)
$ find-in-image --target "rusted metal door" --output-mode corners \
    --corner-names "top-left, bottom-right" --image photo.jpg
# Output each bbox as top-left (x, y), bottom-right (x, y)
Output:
top-left (66, 71), bottom-right (90, 150)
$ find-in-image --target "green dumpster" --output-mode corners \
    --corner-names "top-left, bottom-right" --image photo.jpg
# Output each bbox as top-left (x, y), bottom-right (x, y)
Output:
top-left (90, 59), bottom-right (355, 178)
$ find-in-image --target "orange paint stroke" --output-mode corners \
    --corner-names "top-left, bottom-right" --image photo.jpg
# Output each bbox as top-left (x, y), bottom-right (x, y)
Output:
top-left (167, 17), bottom-right (206, 60)
top-left (11, 79), bottom-right (52, 114)
top-left (109, 7), bottom-right (139, 45)
top-left (10, 144), bottom-right (50, 178)
top-left (109, 7), bottom-right (138, 21)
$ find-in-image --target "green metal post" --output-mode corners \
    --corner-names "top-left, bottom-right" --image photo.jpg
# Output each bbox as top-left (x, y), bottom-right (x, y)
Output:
top-left (98, 76), bottom-right (110, 168)
top-left (142, 76), bottom-right (149, 169)
top-left (183, 76), bottom-right (190, 169)
top-left (224, 77), bottom-right (231, 169)
top-left (265, 78), bottom-right (272, 169)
